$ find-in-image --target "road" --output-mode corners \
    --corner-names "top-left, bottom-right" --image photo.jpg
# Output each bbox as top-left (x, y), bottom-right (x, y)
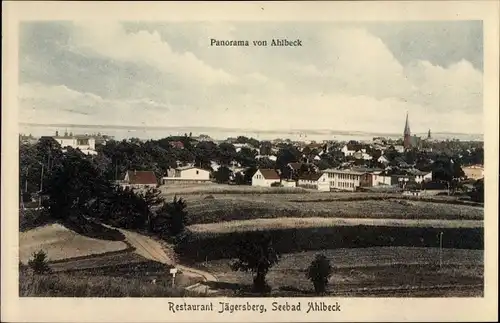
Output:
top-left (51, 222), bottom-right (218, 293)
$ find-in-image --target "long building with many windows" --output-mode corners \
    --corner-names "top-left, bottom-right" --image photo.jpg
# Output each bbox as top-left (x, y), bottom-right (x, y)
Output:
top-left (322, 169), bottom-right (369, 191)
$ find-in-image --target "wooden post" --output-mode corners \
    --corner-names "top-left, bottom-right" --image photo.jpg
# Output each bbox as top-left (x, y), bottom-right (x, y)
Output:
top-left (170, 268), bottom-right (178, 288)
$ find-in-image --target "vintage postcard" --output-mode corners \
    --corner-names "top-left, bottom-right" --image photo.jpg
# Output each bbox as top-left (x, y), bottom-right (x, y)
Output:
top-left (2, 1), bottom-right (499, 322)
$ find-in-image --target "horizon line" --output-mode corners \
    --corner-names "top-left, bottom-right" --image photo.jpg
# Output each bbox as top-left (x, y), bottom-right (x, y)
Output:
top-left (18, 122), bottom-right (483, 137)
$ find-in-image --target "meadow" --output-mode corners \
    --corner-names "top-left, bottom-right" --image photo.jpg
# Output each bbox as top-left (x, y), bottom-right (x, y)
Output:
top-left (19, 266), bottom-right (202, 297)
top-left (193, 247), bottom-right (483, 297)
top-left (182, 195), bottom-right (483, 224)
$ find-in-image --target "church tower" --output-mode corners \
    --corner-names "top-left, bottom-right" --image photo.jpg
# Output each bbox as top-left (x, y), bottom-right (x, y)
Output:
top-left (403, 112), bottom-right (411, 149)
top-left (427, 129), bottom-right (432, 140)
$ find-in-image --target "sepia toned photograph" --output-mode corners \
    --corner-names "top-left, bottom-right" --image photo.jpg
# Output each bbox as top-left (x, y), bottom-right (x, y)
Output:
top-left (2, 1), bottom-right (498, 322)
top-left (17, 19), bottom-right (485, 299)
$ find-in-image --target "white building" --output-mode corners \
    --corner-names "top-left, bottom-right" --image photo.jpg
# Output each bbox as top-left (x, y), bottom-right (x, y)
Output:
top-left (393, 145), bottom-right (405, 153)
top-left (52, 133), bottom-right (97, 155)
top-left (378, 155), bottom-right (390, 165)
top-left (297, 173), bottom-right (330, 191)
top-left (281, 179), bottom-right (297, 188)
top-left (162, 166), bottom-right (211, 184)
top-left (322, 169), bottom-right (366, 191)
top-left (372, 172), bottom-right (392, 186)
top-left (341, 144), bottom-right (358, 157)
top-left (119, 170), bottom-right (158, 189)
top-left (252, 169), bottom-right (281, 187)
top-left (407, 169), bottom-right (433, 183)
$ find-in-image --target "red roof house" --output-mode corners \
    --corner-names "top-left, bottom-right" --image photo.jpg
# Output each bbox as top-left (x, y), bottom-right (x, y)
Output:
top-left (123, 170), bottom-right (158, 188)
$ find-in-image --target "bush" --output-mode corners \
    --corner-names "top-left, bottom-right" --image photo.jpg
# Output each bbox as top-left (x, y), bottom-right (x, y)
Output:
top-left (270, 182), bottom-right (282, 187)
top-left (153, 196), bottom-right (188, 238)
top-left (306, 254), bottom-right (333, 295)
top-left (230, 233), bottom-right (279, 294)
top-left (28, 250), bottom-right (51, 274)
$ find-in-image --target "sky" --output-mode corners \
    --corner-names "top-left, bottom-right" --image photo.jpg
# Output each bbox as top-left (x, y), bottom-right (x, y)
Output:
top-left (19, 21), bottom-right (484, 135)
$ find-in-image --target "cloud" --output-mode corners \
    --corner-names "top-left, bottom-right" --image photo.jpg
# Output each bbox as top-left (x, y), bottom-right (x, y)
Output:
top-left (69, 22), bottom-right (235, 86)
top-left (18, 22), bottom-right (484, 135)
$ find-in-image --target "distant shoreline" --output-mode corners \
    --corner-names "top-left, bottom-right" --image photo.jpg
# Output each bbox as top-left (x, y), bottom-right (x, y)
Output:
top-left (18, 123), bottom-right (484, 142)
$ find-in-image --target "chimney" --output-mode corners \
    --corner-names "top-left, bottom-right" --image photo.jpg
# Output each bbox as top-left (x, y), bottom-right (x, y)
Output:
top-left (55, 131), bottom-right (59, 137)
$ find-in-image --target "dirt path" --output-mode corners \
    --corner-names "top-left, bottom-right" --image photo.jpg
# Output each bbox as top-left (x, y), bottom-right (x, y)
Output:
top-left (101, 224), bottom-right (218, 292)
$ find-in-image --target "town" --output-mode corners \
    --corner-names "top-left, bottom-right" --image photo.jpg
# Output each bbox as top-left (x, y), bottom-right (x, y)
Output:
top-left (19, 113), bottom-right (484, 199)
top-left (19, 112), bottom-right (484, 298)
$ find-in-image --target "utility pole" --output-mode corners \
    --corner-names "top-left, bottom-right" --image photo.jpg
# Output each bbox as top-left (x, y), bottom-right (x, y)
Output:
top-left (25, 168), bottom-right (29, 193)
top-left (39, 163), bottom-right (44, 208)
top-left (20, 189), bottom-right (25, 210)
top-left (439, 231), bottom-right (443, 269)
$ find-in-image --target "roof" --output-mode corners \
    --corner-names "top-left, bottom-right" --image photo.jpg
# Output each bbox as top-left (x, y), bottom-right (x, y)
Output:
top-left (288, 162), bottom-right (303, 170)
top-left (257, 169), bottom-right (280, 180)
top-left (351, 167), bottom-right (384, 173)
top-left (176, 166), bottom-right (209, 172)
top-left (125, 171), bottom-right (157, 185)
top-left (322, 169), bottom-right (366, 176)
top-left (406, 169), bottom-right (431, 176)
top-left (345, 144), bottom-right (362, 151)
top-left (298, 172), bottom-right (324, 181)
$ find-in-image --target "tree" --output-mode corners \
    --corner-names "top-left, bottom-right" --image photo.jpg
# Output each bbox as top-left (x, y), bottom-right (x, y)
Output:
top-left (259, 141), bottom-right (273, 155)
top-left (153, 196), bottom-right (188, 237)
top-left (28, 250), bottom-right (51, 274)
top-left (244, 167), bottom-right (258, 184)
top-left (236, 147), bottom-right (258, 168)
top-left (140, 188), bottom-right (164, 232)
top-left (214, 166), bottom-right (233, 184)
top-left (306, 254), bottom-right (333, 295)
top-left (43, 149), bottom-right (112, 221)
top-left (231, 233), bottom-right (279, 293)
top-left (432, 156), bottom-right (465, 195)
top-left (217, 143), bottom-right (237, 166)
top-left (469, 178), bottom-right (484, 202)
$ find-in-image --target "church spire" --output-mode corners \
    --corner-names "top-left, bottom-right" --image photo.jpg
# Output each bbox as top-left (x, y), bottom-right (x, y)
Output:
top-left (427, 129), bottom-right (431, 139)
top-left (404, 112), bottom-right (411, 136)
top-left (403, 112), bottom-right (412, 149)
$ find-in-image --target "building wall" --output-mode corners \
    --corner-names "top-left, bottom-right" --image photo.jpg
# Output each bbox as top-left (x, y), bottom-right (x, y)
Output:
top-left (372, 174), bottom-right (392, 186)
top-left (281, 180), bottom-right (296, 188)
top-left (162, 178), bottom-right (210, 185)
top-left (252, 171), bottom-right (280, 187)
top-left (176, 168), bottom-right (210, 180)
top-left (324, 172), bottom-right (362, 191)
top-left (56, 137), bottom-right (96, 151)
top-left (414, 172), bottom-right (432, 183)
top-left (341, 145), bottom-right (356, 157)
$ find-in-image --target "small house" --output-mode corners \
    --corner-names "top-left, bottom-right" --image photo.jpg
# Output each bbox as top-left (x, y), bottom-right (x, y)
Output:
top-left (121, 170), bottom-right (158, 189)
top-left (297, 172), bottom-right (329, 191)
top-left (252, 169), bottom-right (281, 187)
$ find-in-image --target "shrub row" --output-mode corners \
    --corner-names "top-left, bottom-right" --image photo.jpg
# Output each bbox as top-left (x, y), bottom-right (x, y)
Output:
top-left (175, 225), bottom-right (484, 263)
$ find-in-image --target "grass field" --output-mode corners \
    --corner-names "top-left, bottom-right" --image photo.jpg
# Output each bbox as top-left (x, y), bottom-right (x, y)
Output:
top-left (160, 183), bottom-right (311, 195)
top-left (187, 217), bottom-right (483, 234)
top-left (193, 247), bottom-right (483, 297)
top-left (178, 194), bottom-right (483, 225)
top-left (19, 266), bottom-right (202, 297)
top-left (19, 224), bottom-right (129, 263)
